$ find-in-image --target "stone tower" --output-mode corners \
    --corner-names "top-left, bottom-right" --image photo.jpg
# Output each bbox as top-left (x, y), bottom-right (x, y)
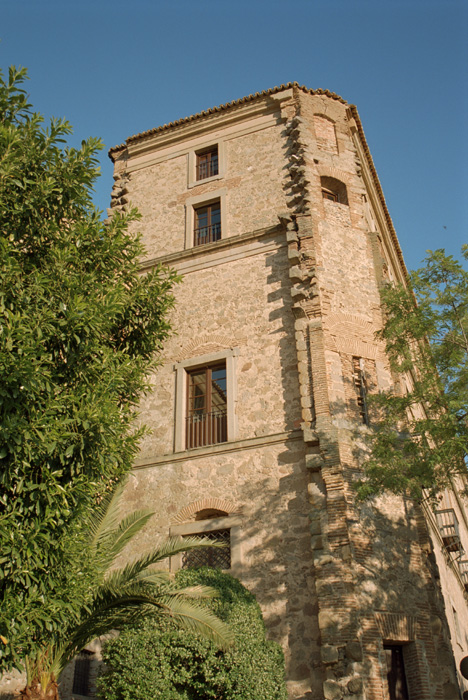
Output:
top-left (106, 84), bottom-right (467, 700)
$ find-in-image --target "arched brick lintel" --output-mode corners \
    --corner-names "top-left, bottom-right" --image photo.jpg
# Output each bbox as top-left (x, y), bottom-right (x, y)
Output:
top-left (172, 497), bottom-right (241, 524)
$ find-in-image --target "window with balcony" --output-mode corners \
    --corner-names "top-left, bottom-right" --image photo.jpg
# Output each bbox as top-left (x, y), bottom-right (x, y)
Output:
top-left (193, 200), bottom-right (221, 247)
top-left (186, 363), bottom-right (227, 449)
top-left (196, 146), bottom-right (219, 181)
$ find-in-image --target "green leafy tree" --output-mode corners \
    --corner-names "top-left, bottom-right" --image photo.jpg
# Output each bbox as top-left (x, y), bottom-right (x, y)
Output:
top-left (0, 66), bottom-right (179, 672)
top-left (358, 246), bottom-right (468, 501)
top-left (18, 483), bottom-right (233, 700)
top-left (98, 568), bottom-right (287, 700)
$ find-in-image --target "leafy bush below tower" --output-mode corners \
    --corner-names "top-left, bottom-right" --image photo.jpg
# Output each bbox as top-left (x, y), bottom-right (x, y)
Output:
top-left (98, 568), bottom-right (288, 700)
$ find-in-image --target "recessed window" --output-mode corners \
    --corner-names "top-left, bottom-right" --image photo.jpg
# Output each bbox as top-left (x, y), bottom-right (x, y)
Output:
top-left (320, 176), bottom-right (348, 205)
top-left (174, 348), bottom-right (238, 453)
top-left (196, 146), bottom-right (218, 181)
top-left (352, 356), bottom-right (369, 425)
top-left (194, 201), bottom-right (221, 247)
top-left (186, 363), bottom-right (227, 449)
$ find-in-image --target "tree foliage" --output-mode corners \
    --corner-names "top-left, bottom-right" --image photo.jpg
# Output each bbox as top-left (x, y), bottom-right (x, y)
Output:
top-left (358, 247), bottom-right (468, 500)
top-left (98, 568), bottom-right (287, 700)
top-left (17, 485), bottom-right (232, 700)
top-left (0, 66), bottom-right (179, 671)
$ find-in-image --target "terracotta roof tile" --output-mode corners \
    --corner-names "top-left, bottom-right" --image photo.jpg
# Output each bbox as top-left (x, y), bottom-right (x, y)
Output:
top-left (108, 82), bottom-right (347, 157)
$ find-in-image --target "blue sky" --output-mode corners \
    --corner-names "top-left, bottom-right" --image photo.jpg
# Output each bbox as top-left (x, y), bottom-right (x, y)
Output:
top-left (2, 0), bottom-right (467, 271)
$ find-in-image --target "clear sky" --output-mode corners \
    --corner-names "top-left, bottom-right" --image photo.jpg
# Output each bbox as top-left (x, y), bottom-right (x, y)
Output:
top-left (2, 0), bottom-right (467, 271)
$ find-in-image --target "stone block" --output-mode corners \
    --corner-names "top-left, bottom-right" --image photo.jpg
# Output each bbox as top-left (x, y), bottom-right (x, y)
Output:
top-left (323, 679), bottom-right (342, 700)
top-left (347, 678), bottom-right (362, 694)
top-left (321, 645), bottom-right (339, 665)
top-left (345, 642), bottom-right (363, 662)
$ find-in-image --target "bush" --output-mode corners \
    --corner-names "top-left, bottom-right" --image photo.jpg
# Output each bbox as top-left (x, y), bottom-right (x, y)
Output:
top-left (98, 568), bottom-right (287, 700)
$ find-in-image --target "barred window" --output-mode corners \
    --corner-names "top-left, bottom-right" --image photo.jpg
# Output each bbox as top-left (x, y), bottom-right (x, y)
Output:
top-left (186, 363), bottom-right (227, 448)
top-left (196, 146), bottom-right (218, 181)
top-left (182, 529), bottom-right (231, 570)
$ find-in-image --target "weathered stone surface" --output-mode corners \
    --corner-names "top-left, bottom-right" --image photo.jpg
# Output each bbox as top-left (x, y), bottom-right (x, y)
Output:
top-left (347, 677), bottom-right (363, 694)
top-left (345, 642), bottom-right (363, 661)
top-left (323, 679), bottom-right (342, 700)
top-left (321, 645), bottom-right (339, 664)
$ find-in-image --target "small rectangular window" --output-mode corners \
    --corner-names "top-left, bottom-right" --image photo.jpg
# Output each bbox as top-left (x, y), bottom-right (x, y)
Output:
top-left (186, 363), bottom-right (227, 448)
top-left (196, 146), bottom-right (218, 181)
top-left (193, 201), bottom-right (221, 247)
top-left (322, 188), bottom-right (338, 202)
top-left (182, 529), bottom-right (231, 569)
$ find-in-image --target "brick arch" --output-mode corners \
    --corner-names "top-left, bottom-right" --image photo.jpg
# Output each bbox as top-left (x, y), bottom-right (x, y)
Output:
top-left (174, 334), bottom-right (245, 362)
top-left (172, 497), bottom-right (240, 524)
top-left (316, 165), bottom-right (351, 187)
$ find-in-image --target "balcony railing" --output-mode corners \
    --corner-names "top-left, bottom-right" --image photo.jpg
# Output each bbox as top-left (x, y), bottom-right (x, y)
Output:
top-left (458, 560), bottom-right (468, 591)
top-left (186, 410), bottom-right (227, 449)
top-left (196, 158), bottom-right (218, 180)
top-left (435, 508), bottom-right (463, 553)
top-left (194, 223), bottom-right (221, 247)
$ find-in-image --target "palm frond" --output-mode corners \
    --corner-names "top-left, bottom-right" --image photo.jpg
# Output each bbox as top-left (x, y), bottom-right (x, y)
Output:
top-left (104, 509), bottom-right (155, 566)
top-left (104, 535), bottom-right (227, 587)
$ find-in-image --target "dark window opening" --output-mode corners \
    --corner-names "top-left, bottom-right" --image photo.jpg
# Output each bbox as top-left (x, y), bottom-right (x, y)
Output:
top-left (384, 645), bottom-right (409, 700)
top-left (353, 356), bottom-right (369, 425)
top-left (194, 201), bottom-right (221, 247)
top-left (182, 529), bottom-right (231, 569)
top-left (72, 650), bottom-right (94, 697)
top-left (186, 363), bottom-right (227, 448)
top-left (196, 146), bottom-right (218, 181)
top-left (320, 176), bottom-right (348, 205)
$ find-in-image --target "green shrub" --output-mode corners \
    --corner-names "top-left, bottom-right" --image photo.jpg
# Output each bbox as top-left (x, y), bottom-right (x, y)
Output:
top-left (98, 568), bottom-right (287, 700)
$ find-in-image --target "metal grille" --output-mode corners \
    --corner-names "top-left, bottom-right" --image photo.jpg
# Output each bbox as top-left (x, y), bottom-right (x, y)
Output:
top-left (72, 650), bottom-right (94, 696)
top-left (194, 222), bottom-right (221, 246)
top-left (196, 148), bottom-right (218, 180)
top-left (182, 529), bottom-right (231, 569)
top-left (186, 410), bottom-right (227, 449)
top-left (435, 508), bottom-right (462, 553)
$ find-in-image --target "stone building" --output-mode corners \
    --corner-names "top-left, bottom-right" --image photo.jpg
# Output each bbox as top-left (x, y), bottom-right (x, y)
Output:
top-left (1, 83), bottom-right (467, 700)
top-left (81, 85), bottom-right (468, 700)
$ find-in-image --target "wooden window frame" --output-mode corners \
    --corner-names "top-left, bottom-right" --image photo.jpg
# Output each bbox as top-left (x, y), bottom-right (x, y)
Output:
top-left (193, 200), bottom-right (221, 247)
top-left (174, 348), bottom-right (238, 453)
top-left (196, 146), bottom-right (219, 181)
top-left (186, 363), bottom-right (227, 449)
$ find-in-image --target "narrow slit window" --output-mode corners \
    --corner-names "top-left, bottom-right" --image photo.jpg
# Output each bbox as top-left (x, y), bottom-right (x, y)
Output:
top-left (384, 645), bottom-right (409, 700)
top-left (352, 357), bottom-right (369, 425)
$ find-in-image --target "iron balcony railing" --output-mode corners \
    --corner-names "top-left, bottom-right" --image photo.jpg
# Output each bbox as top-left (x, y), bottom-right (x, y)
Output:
top-left (194, 222), bottom-right (221, 247)
top-left (458, 560), bottom-right (468, 591)
top-left (435, 508), bottom-right (462, 553)
top-left (186, 409), bottom-right (227, 449)
top-left (196, 158), bottom-right (218, 180)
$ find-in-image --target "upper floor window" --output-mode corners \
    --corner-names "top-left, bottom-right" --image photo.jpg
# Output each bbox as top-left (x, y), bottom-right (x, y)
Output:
top-left (196, 146), bottom-right (218, 181)
top-left (182, 525), bottom-right (231, 570)
top-left (321, 176), bottom-right (348, 205)
top-left (186, 363), bottom-right (227, 449)
top-left (194, 200), bottom-right (221, 247)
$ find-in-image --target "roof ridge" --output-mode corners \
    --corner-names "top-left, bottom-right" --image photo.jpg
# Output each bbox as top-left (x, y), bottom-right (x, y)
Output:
top-left (109, 83), bottom-right (348, 157)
